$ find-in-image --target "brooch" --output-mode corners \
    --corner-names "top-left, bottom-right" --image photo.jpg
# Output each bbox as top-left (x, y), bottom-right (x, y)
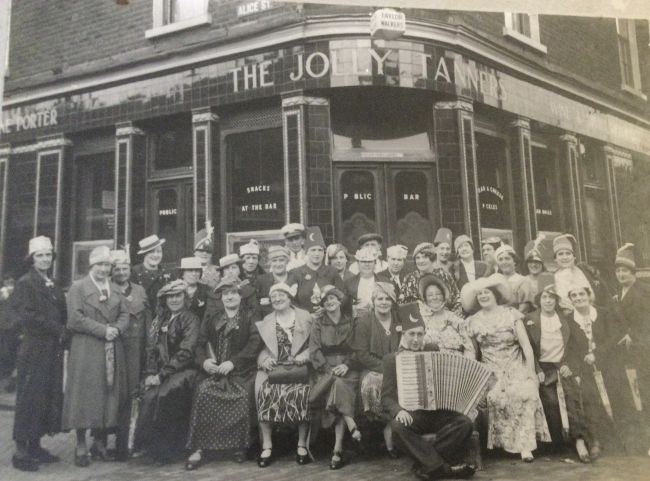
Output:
top-left (45, 280), bottom-right (54, 288)
top-left (526, 320), bottom-right (535, 326)
top-left (99, 295), bottom-right (107, 302)
top-left (305, 274), bottom-right (312, 281)
top-left (126, 295), bottom-right (133, 302)
top-left (198, 300), bottom-right (205, 307)
top-left (161, 325), bottom-right (168, 333)
top-left (395, 325), bottom-right (402, 332)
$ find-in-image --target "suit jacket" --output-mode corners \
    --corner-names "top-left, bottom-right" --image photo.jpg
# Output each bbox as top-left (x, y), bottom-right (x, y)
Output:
top-left (376, 269), bottom-right (407, 300)
top-left (254, 307), bottom-right (313, 393)
top-left (524, 309), bottom-right (571, 384)
top-left (454, 260), bottom-right (489, 290)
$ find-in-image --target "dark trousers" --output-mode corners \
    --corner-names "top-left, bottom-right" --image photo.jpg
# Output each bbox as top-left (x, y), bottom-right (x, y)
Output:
top-left (390, 410), bottom-right (473, 475)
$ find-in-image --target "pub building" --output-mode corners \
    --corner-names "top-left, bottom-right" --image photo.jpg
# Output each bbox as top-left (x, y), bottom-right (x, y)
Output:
top-left (0, 2), bottom-right (649, 284)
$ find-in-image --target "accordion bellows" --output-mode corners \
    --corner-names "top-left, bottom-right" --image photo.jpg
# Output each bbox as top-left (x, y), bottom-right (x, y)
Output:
top-left (396, 351), bottom-right (492, 416)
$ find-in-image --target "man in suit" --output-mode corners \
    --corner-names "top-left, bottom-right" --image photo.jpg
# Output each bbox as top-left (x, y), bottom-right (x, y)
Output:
top-left (381, 303), bottom-right (475, 480)
top-left (454, 235), bottom-right (489, 290)
top-left (377, 244), bottom-right (409, 302)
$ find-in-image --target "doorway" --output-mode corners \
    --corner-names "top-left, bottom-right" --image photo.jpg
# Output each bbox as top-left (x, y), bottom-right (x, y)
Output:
top-left (334, 163), bottom-right (438, 254)
top-left (148, 179), bottom-right (194, 267)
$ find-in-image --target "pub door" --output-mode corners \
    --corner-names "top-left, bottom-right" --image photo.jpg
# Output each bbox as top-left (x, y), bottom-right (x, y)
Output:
top-left (334, 163), bottom-right (438, 254)
top-left (148, 179), bottom-right (194, 267)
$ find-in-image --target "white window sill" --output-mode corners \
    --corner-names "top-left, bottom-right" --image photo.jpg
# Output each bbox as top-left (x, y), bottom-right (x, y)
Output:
top-left (145, 13), bottom-right (212, 39)
top-left (621, 83), bottom-right (648, 101)
top-left (502, 27), bottom-right (548, 54)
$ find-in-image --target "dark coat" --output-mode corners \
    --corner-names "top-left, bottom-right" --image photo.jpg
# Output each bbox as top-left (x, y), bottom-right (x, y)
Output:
top-left (187, 282), bottom-right (209, 322)
top-left (204, 281), bottom-right (259, 322)
top-left (63, 276), bottom-right (130, 429)
top-left (288, 263), bottom-right (344, 312)
top-left (524, 309), bottom-right (571, 384)
top-left (380, 352), bottom-right (403, 420)
top-left (130, 264), bottom-right (176, 315)
top-left (118, 282), bottom-right (150, 397)
top-left (349, 311), bottom-right (402, 373)
top-left (12, 268), bottom-right (67, 442)
top-left (454, 260), bottom-right (489, 290)
top-left (614, 280), bottom-right (650, 367)
top-left (145, 308), bottom-right (200, 380)
top-left (377, 269), bottom-right (406, 290)
top-left (195, 305), bottom-right (262, 379)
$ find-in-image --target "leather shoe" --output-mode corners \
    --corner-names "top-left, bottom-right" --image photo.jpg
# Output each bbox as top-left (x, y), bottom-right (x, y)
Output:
top-left (12, 454), bottom-right (39, 472)
top-left (257, 449), bottom-right (273, 468)
top-left (445, 463), bottom-right (476, 479)
top-left (74, 453), bottom-right (91, 468)
top-left (330, 451), bottom-right (344, 470)
top-left (296, 451), bottom-right (311, 465)
top-left (30, 446), bottom-right (60, 463)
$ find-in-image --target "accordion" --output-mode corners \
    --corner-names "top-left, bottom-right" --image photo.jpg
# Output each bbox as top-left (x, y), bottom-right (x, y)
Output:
top-left (396, 351), bottom-right (492, 416)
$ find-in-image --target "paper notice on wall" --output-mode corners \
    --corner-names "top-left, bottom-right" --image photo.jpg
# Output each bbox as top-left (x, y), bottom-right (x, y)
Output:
top-left (102, 190), bottom-right (115, 210)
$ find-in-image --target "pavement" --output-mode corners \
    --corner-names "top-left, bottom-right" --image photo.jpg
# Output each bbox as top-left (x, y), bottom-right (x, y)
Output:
top-left (0, 377), bottom-right (649, 481)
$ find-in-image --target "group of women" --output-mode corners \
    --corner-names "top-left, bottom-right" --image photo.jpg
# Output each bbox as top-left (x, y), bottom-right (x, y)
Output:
top-left (9, 225), bottom-right (650, 474)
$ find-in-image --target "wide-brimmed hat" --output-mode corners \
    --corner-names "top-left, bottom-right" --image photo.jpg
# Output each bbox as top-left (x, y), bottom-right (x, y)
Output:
top-left (418, 274), bottom-right (450, 302)
top-left (398, 302), bottom-right (425, 331)
top-left (218, 253), bottom-right (242, 271)
top-left (373, 282), bottom-right (397, 303)
top-left (553, 234), bottom-right (577, 255)
top-left (110, 249), bottom-right (131, 265)
top-left (269, 282), bottom-right (297, 298)
top-left (386, 244), bottom-right (408, 259)
top-left (239, 239), bottom-right (260, 257)
top-left (179, 257), bottom-right (203, 271)
top-left (319, 285), bottom-right (345, 306)
top-left (358, 232), bottom-right (383, 248)
top-left (454, 234), bottom-right (473, 253)
top-left (268, 245), bottom-right (291, 261)
top-left (89, 246), bottom-right (112, 266)
top-left (28, 236), bottom-right (54, 257)
top-left (460, 273), bottom-right (513, 313)
top-left (434, 227), bottom-right (452, 247)
top-left (157, 279), bottom-right (188, 298)
top-left (615, 243), bottom-right (636, 270)
top-left (413, 242), bottom-right (435, 259)
top-left (281, 223), bottom-right (306, 238)
top-left (214, 277), bottom-right (243, 294)
top-left (138, 234), bottom-right (166, 255)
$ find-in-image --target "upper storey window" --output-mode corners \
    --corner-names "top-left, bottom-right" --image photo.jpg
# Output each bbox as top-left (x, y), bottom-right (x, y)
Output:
top-left (616, 19), bottom-right (645, 99)
top-left (145, 0), bottom-right (211, 39)
top-left (503, 13), bottom-right (547, 54)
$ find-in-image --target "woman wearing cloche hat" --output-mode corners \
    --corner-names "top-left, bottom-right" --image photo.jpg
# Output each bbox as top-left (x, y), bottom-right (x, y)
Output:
top-left (11, 236), bottom-right (67, 472)
top-left (462, 274), bottom-right (550, 462)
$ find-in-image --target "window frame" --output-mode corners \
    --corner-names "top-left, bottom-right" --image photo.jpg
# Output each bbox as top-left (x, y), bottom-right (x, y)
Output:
top-left (145, 0), bottom-right (211, 39)
top-left (616, 19), bottom-right (646, 99)
top-left (503, 12), bottom-right (548, 54)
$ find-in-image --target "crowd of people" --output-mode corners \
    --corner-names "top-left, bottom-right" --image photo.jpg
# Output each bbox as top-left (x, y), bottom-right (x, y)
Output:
top-left (6, 222), bottom-right (650, 480)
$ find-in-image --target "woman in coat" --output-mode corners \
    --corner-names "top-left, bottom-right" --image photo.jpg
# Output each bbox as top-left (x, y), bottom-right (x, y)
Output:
top-left (524, 273), bottom-right (591, 462)
top-left (11, 236), bottom-right (67, 472)
top-left (349, 282), bottom-right (402, 458)
top-left (180, 257), bottom-right (209, 321)
top-left (185, 278), bottom-right (262, 470)
top-left (63, 246), bottom-right (129, 467)
top-left (255, 283), bottom-right (312, 468)
top-left (109, 249), bottom-right (150, 460)
top-left (309, 285), bottom-right (361, 470)
top-left (134, 279), bottom-right (200, 463)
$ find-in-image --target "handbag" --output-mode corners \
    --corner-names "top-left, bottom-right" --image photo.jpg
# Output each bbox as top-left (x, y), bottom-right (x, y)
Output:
top-left (268, 361), bottom-right (309, 385)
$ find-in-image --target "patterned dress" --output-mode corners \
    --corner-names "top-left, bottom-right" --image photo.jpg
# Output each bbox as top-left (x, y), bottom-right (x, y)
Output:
top-left (187, 311), bottom-right (253, 452)
top-left (418, 302), bottom-right (475, 359)
top-left (467, 306), bottom-right (550, 453)
top-left (400, 268), bottom-right (462, 316)
top-left (257, 324), bottom-right (311, 423)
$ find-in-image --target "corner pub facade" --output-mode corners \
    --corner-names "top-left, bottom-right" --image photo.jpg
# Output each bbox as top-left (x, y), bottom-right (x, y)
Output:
top-left (1, 1), bottom-right (649, 286)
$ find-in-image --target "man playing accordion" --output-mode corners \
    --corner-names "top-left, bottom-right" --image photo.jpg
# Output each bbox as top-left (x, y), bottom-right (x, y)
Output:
top-left (381, 303), bottom-right (476, 480)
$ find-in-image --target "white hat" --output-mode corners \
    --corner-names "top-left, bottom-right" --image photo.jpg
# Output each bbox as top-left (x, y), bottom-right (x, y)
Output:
top-left (89, 246), bottom-right (112, 266)
top-left (495, 244), bottom-right (518, 261)
top-left (281, 223), bottom-right (306, 237)
top-left (239, 239), bottom-right (260, 257)
top-left (355, 246), bottom-right (379, 262)
top-left (137, 234), bottom-right (166, 255)
top-left (110, 249), bottom-right (130, 265)
top-left (553, 234), bottom-right (577, 255)
top-left (386, 244), bottom-right (408, 259)
top-left (28, 236), bottom-right (53, 257)
top-left (218, 253), bottom-right (242, 270)
top-left (179, 257), bottom-right (203, 270)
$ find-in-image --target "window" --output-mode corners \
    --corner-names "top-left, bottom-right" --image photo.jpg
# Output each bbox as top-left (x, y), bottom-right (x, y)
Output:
top-left (147, 115), bottom-right (193, 175)
top-left (227, 128), bottom-right (285, 232)
top-left (616, 19), bottom-right (645, 98)
top-left (145, 0), bottom-right (211, 39)
top-left (74, 152), bottom-right (115, 242)
top-left (532, 145), bottom-right (563, 234)
top-left (503, 13), bottom-right (547, 54)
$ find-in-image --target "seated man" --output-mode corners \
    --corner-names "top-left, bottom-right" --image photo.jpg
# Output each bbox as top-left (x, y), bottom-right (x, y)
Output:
top-left (381, 304), bottom-right (475, 481)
